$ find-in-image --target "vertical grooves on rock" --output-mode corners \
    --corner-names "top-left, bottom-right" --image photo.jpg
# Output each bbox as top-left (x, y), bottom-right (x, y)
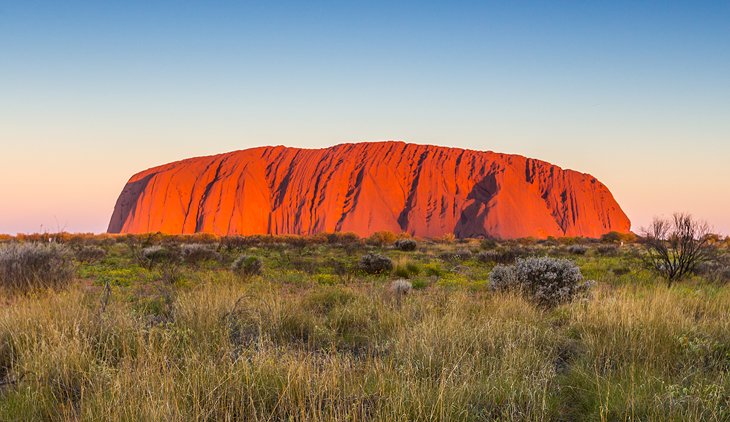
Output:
top-left (195, 159), bottom-right (225, 232)
top-left (109, 141), bottom-right (631, 239)
top-left (397, 149), bottom-right (430, 231)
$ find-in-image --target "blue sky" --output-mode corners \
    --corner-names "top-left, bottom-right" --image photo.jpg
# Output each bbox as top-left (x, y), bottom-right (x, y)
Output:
top-left (1, 1), bottom-right (729, 234)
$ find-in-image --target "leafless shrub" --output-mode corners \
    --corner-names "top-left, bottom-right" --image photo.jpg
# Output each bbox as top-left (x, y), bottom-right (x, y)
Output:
top-left (642, 213), bottom-right (714, 286)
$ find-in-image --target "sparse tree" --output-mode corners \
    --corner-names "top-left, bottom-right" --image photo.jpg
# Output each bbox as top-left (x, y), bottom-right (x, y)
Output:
top-left (642, 213), bottom-right (713, 286)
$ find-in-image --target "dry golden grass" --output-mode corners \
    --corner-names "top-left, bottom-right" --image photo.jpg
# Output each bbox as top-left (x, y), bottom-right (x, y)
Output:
top-left (0, 236), bottom-right (728, 420)
top-left (1, 278), bottom-right (728, 421)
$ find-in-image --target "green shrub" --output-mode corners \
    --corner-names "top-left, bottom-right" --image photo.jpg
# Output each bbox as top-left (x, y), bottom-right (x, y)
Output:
top-left (0, 243), bottom-right (75, 293)
top-left (424, 263), bottom-right (444, 277)
top-left (324, 232), bottom-right (361, 245)
top-left (480, 238), bottom-right (498, 249)
top-left (231, 255), bottom-right (263, 278)
top-left (328, 259), bottom-right (356, 283)
top-left (411, 278), bottom-right (431, 290)
top-left (393, 262), bottom-right (420, 279)
top-left (600, 231), bottom-right (637, 243)
top-left (303, 287), bottom-right (357, 314)
top-left (314, 274), bottom-right (339, 285)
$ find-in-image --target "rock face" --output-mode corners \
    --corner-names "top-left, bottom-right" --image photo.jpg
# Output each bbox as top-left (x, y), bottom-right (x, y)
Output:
top-left (108, 141), bottom-right (630, 239)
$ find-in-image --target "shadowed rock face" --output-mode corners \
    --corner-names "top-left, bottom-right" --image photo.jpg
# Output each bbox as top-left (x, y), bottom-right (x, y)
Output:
top-left (108, 141), bottom-right (631, 239)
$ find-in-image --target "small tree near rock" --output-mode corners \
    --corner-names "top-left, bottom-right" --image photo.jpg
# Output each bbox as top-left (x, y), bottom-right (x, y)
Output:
top-left (642, 213), bottom-right (714, 287)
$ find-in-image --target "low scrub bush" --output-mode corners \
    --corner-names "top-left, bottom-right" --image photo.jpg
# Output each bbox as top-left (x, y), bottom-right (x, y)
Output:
top-left (140, 246), bottom-right (180, 269)
top-left (600, 231), bottom-right (638, 243)
top-left (480, 238), bottom-right (498, 249)
top-left (488, 264), bottom-right (519, 292)
top-left (328, 259), bottom-right (356, 284)
top-left (73, 245), bottom-right (107, 263)
top-left (180, 243), bottom-right (219, 266)
top-left (393, 262), bottom-right (420, 279)
top-left (477, 247), bottom-right (528, 264)
top-left (366, 231), bottom-right (397, 247)
top-left (359, 253), bottom-right (393, 275)
top-left (567, 245), bottom-right (588, 255)
top-left (0, 243), bottom-right (75, 293)
top-left (439, 248), bottom-right (473, 262)
top-left (696, 259), bottom-right (730, 283)
top-left (490, 257), bottom-right (593, 308)
top-left (231, 255), bottom-right (263, 278)
top-left (596, 244), bottom-right (619, 256)
top-left (423, 263), bottom-right (444, 277)
top-left (394, 238), bottom-right (417, 251)
top-left (323, 232), bottom-right (361, 245)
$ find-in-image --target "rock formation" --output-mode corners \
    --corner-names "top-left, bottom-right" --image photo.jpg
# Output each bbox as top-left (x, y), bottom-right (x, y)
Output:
top-left (108, 141), bottom-right (630, 239)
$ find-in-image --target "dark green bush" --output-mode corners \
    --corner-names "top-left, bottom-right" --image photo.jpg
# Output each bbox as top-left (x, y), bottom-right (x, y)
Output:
top-left (359, 253), bottom-right (393, 275)
top-left (567, 245), bottom-right (588, 255)
top-left (423, 263), bottom-right (444, 277)
top-left (480, 238), bottom-right (498, 249)
top-left (596, 244), bottom-right (619, 256)
top-left (394, 238), bottom-right (417, 251)
top-left (231, 255), bottom-right (263, 278)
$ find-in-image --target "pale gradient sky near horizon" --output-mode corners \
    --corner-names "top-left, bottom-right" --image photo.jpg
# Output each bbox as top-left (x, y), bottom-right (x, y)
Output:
top-left (1, 1), bottom-right (729, 235)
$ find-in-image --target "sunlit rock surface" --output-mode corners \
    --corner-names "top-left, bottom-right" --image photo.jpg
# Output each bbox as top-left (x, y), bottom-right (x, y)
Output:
top-left (108, 141), bottom-right (630, 239)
